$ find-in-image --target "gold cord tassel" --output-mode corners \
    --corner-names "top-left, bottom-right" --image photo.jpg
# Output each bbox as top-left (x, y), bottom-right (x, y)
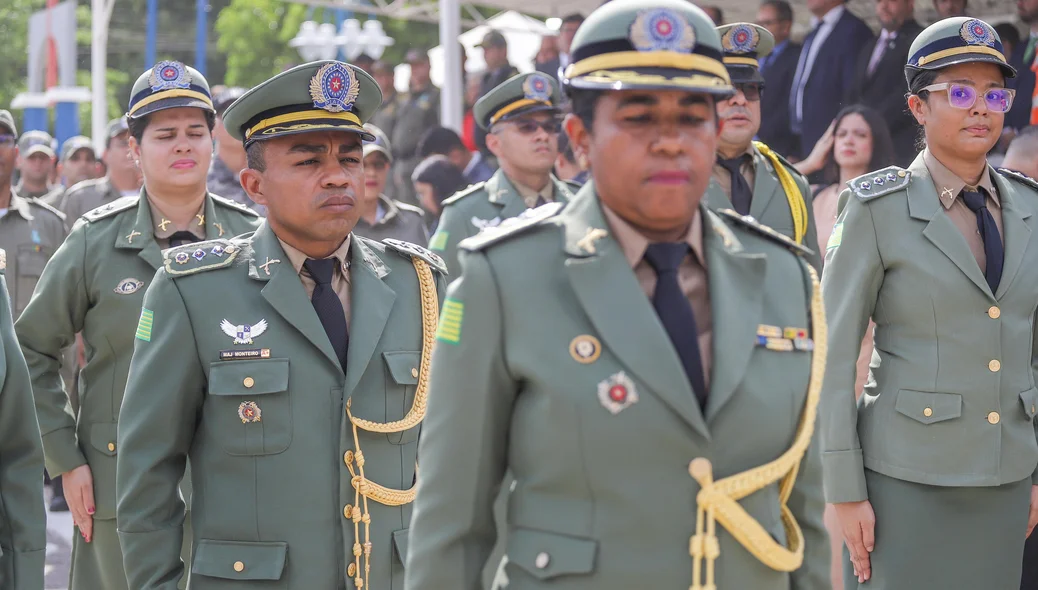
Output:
top-left (689, 264), bottom-right (827, 587)
top-left (754, 140), bottom-right (809, 245)
top-left (342, 257), bottom-right (439, 589)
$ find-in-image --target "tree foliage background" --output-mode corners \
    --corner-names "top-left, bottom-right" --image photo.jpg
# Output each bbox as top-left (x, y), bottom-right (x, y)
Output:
top-left (2, 0), bottom-right (441, 135)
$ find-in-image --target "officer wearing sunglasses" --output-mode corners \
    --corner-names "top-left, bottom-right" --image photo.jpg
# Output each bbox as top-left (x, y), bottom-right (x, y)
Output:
top-left (428, 72), bottom-right (574, 278)
top-left (705, 23), bottom-right (821, 271)
top-left (822, 17), bottom-right (1038, 590)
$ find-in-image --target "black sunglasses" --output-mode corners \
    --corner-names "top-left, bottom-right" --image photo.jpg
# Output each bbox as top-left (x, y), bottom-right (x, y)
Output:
top-left (504, 118), bottom-right (562, 135)
top-left (733, 82), bottom-right (764, 102)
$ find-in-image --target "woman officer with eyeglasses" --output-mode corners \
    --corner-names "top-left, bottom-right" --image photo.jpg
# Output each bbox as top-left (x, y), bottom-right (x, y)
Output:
top-left (821, 17), bottom-right (1038, 590)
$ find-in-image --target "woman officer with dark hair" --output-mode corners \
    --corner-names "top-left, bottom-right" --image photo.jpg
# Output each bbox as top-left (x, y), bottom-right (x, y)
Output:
top-left (405, 0), bottom-right (830, 588)
top-left (14, 61), bottom-right (261, 590)
top-left (822, 17), bottom-right (1038, 590)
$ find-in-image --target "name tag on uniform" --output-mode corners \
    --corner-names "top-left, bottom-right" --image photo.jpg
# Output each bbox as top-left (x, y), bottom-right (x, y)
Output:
top-left (219, 348), bottom-right (271, 360)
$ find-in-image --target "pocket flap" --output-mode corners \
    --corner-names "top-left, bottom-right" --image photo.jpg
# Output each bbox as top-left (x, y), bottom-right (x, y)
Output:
top-left (507, 528), bottom-right (597, 580)
top-left (191, 539), bottom-right (288, 580)
top-left (88, 422), bottom-right (118, 456)
top-left (208, 359), bottom-right (289, 396)
top-left (895, 390), bottom-right (962, 425)
top-left (393, 528), bottom-right (409, 565)
top-left (1021, 389), bottom-right (1038, 419)
top-left (383, 351), bottom-right (421, 386)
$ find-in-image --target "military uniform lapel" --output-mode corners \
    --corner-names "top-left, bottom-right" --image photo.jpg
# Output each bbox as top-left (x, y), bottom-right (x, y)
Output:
top-left (343, 238), bottom-right (396, 398)
top-left (487, 170), bottom-right (528, 219)
top-left (748, 150), bottom-right (781, 222)
top-left (562, 188), bottom-right (708, 437)
top-left (550, 174), bottom-right (574, 204)
top-left (702, 210), bottom-right (767, 421)
top-left (250, 223), bottom-right (342, 371)
top-left (909, 158), bottom-right (993, 298)
top-left (704, 178), bottom-right (734, 210)
top-left (201, 194), bottom-right (227, 239)
top-left (114, 194), bottom-right (162, 269)
top-left (991, 172), bottom-right (1033, 300)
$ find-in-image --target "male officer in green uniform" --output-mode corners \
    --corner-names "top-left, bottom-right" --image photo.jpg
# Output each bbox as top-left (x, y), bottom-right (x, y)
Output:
top-left (0, 111), bottom-right (68, 318)
top-left (406, 1), bottom-right (829, 589)
top-left (704, 23), bottom-right (821, 270)
top-left (116, 59), bottom-right (447, 590)
top-left (429, 71), bottom-right (574, 278)
top-left (58, 117), bottom-right (143, 222)
top-left (14, 130), bottom-right (61, 202)
top-left (0, 252), bottom-right (47, 590)
top-left (392, 49), bottom-right (441, 206)
top-left (15, 61), bottom-right (261, 590)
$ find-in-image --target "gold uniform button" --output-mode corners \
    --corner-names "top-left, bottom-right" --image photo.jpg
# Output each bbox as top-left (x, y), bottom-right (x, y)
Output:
top-left (535, 552), bottom-right (550, 569)
top-left (233, 561), bottom-right (244, 573)
top-left (989, 360), bottom-right (1001, 372)
top-left (344, 504), bottom-right (353, 519)
top-left (988, 411), bottom-right (1001, 425)
top-left (107, 442), bottom-right (116, 452)
top-left (243, 377), bottom-right (255, 388)
top-left (988, 306), bottom-right (1001, 319)
top-left (411, 367), bottom-right (419, 378)
top-left (923, 407), bottom-right (933, 418)
top-left (348, 563), bottom-right (357, 577)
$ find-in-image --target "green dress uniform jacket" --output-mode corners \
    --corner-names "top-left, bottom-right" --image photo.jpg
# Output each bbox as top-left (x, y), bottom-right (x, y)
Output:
top-left (354, 195), bottom-right (429, 245)
top-left (428, 169), bottom-right (574, 278)
top-left (0, 263), bottom-right (47, 590)
top-left (820, 156), bottom-right (1038, 504)
top-left (13, 192), bottom-right (260, 589)
top-left (704, 144), bottom-right (822, 270)
top-left (116, 222), bottom-right (446, 590)
top-left (57, 177), bottom-right (125, 223)
top-left (405, 186), bottom-right (829, 590)
top-left (0, 193), bottom-right (68, 316)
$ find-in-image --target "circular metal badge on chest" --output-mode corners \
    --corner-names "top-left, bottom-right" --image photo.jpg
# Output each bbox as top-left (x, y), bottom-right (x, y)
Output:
top-left (569, 335), bottom-right (602, 364)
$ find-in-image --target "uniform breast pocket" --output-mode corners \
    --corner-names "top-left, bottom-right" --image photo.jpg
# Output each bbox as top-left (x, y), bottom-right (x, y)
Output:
top-left (206, 359), bottom-right (292, 456)
top-left (383, 351), bottom-right (422, 445)
top-left (15, 245), bottom-right (50, 313)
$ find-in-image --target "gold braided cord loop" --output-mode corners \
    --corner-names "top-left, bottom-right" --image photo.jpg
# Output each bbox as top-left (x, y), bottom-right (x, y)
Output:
top-left (754, 141), bottom-right (809, 245)
top-left (690, 265), bottom-right (827, 588)
top-left (343, 256), bottom-right (438, 590)
top-left (348, 258), bottom-right (438, 434)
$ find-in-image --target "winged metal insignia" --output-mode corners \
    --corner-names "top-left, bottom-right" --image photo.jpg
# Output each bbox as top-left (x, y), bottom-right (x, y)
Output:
top-left (220, 319), bottom-right (269, 345)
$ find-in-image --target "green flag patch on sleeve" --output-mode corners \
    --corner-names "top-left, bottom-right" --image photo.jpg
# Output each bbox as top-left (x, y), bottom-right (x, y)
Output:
top-left (435, 298), bottom-right (464, 344)
top-left (428, 231), bottom-right (449, 251)
top-left (135, 308), bottom-right (154, 342)
top-left (826, 222), bottom-right (843, 251)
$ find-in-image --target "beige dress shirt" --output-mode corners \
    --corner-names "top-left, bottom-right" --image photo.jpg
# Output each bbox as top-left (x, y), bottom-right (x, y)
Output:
top-left (149, 198), bottom-right (207, 248)
top-left (278, 235), bottom-right (353, 329)
top-left (513, 180), bottom-right (556, 209)
top-left (923, 149), bottom-right (1003, 274)
top-left (601, 204), bottom-right (713, 386)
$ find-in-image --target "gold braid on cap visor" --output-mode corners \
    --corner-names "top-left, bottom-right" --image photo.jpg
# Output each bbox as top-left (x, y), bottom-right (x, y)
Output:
top-left (566, 50), bottom-right (731, 83)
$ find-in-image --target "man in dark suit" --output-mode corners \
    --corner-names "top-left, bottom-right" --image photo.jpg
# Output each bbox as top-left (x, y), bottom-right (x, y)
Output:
top-left (847, 0), bottom-right (923, 166)
top-left (789, 0), bottom-right (874, 160)
top-left (756, 0), bottom-right (802, 159)
top-left (1008, 2), bottom-right (1038, 134)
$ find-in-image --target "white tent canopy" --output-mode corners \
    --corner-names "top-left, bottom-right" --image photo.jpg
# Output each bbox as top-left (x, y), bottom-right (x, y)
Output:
top-left (393, 10), bottom-right (551, 93)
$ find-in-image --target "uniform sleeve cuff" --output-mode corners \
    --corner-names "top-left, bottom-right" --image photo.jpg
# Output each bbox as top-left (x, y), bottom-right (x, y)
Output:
top-left (822, 449), bottom-right (868, 503)
top-left (41, 428), bottom-right (86, 476)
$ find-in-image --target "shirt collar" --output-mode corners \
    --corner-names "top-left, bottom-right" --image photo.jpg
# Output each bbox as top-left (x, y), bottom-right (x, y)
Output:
top-left (513, 179), bottom-right (555, 209)
top-left (811, 4), bottom-right (844, 28)
top-left (278, 235), bottom-right (352, 277)
top-left (600, 203), bottom-right (705, 269)
top-left (8, 192), bottom-right (35, 221)
top-left (923, 148), bottom-right (1000, 210)
top-left (149, 197), bottom-right (208, 239)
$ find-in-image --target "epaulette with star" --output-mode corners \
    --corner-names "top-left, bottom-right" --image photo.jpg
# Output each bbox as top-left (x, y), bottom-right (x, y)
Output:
top-left (459, 202), bottom-right (564, 252)
top-left (716, 209), bottom-right (813, 257)
top-left (209, 193), bottom-right (261, 217)
top-left (81, 196), bottom-right (140, 223)
top-left (998, 168), bottom-right (1038, 192)
top-left (849, 166), bottom-right (910, 202)
top-left (162, 239), bottom-right (245, 277)
top-left (382, 238), bottom-right (448, 274)
top-left (440, 182), bottom-right (485, 206)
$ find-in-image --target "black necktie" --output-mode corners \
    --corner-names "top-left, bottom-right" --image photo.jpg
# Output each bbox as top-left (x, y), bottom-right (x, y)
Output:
top-left (644, 243), bottom-right (708, 408)
top-left (717, 156), bottom-right (753, 215)
top-left (961, 189), bottom-right (1003, 293)
top-left (303, 258), bottom-right (349, 370)
top-left (168, 231), bottom-right (198, 248)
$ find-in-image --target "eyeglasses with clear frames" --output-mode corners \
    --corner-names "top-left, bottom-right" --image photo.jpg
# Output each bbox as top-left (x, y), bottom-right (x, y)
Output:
top-left (919, 83), bottom-right (1015, 113)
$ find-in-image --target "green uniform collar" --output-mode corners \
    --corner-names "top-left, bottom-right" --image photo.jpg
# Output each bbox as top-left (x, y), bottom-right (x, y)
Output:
top-left (8, 193), bottom-right (36, 221)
